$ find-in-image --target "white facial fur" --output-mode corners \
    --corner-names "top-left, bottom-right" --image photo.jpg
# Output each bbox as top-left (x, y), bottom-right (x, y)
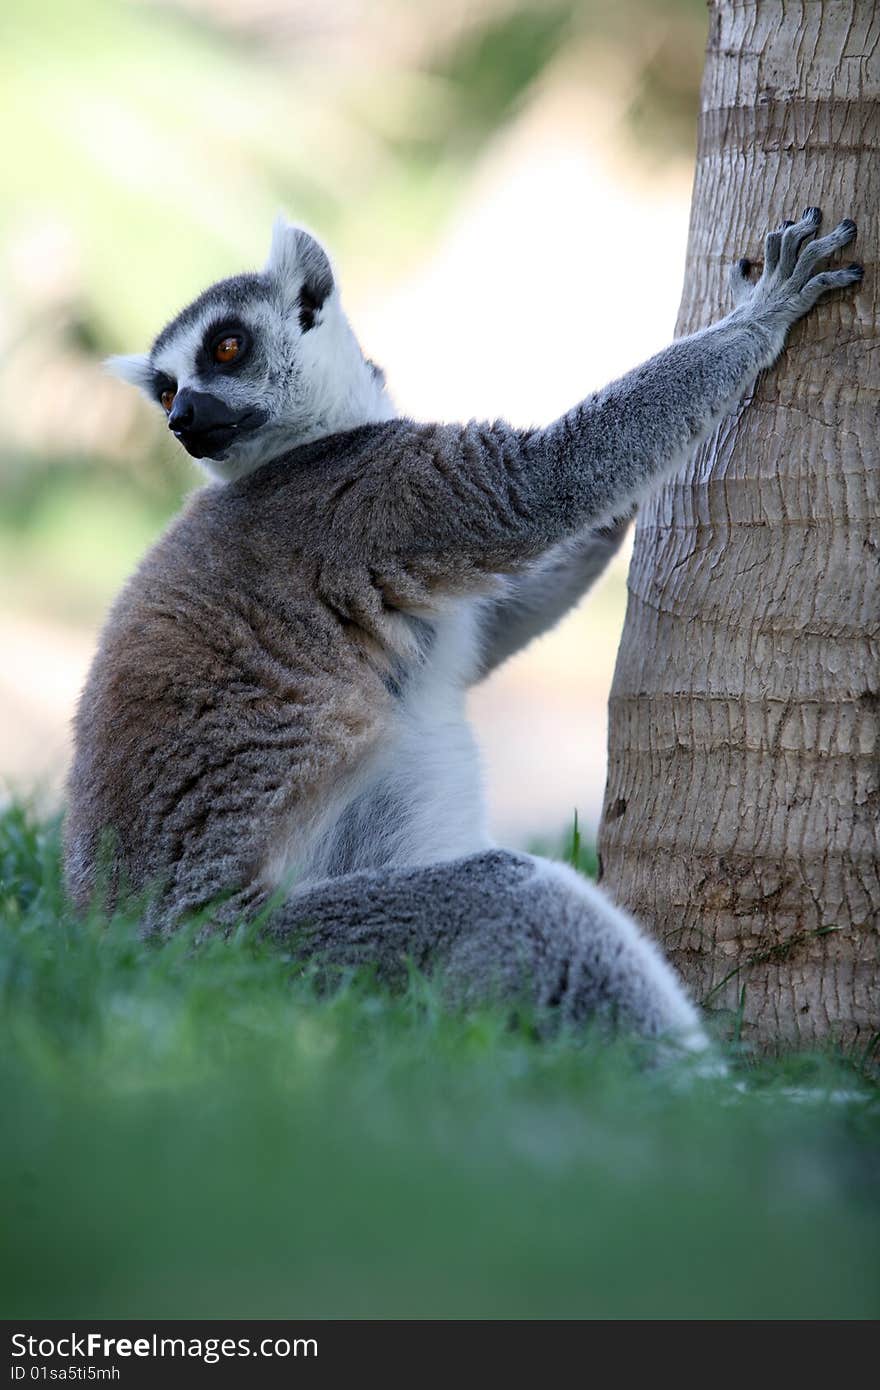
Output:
top-left (106, 219), bottom-right (396, 482)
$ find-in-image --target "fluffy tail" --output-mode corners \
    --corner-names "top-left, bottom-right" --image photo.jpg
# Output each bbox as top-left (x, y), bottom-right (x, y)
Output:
top-left (265, 849), bottom-right (709, 1057)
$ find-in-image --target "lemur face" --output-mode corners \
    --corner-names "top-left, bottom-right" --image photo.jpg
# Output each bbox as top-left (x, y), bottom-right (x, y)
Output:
top-left (107, 221), bottom-right (393, 482)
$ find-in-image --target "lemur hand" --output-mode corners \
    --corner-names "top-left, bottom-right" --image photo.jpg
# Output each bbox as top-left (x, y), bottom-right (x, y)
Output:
top-left (729, 207), bottom-right (862, 332)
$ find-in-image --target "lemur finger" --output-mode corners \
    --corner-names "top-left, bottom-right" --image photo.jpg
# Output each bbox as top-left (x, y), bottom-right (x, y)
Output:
top-left (778, 206), bottom-right (822, 278)
top-left (728, 256), bottom-right (754, 305)
top-left (789, 219), bottom-right (857, 289)
top-left (796, 263), bottom-right (864, 309)
top-left (764, 229), bottom-right (782, 274)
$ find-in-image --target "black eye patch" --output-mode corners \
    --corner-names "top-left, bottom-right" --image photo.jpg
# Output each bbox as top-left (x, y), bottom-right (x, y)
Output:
top-left (152, 371), bottom-right (176, 405)
top-left (195, 321), bottom-right (253, 374)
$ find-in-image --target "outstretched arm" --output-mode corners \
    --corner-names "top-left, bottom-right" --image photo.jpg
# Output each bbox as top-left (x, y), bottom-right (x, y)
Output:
top-left (301, 210), bottom-right (860, 606)
top-left (472, 515), bottom-right (631, 682)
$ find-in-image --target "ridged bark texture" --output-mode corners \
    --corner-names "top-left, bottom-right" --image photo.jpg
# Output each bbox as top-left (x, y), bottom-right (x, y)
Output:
top-left (599, 0), bottom-right (879, 1051)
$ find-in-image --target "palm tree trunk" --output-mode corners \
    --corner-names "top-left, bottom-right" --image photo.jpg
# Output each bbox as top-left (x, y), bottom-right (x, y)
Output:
top-left (599, 0), bottom-right (879, 1052)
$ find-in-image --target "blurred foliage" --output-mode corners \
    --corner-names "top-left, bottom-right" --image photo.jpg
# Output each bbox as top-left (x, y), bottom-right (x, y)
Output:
top-left (531, 809), bottom-right (600, 879)
top-left (0, 0), bottom-right (704, 351)
top-left (425, 4), bottom-right (574, 153)
top-left (0, 0), bottom-right (707, 622)
top-left (0, 457), bottom-right (181, 621)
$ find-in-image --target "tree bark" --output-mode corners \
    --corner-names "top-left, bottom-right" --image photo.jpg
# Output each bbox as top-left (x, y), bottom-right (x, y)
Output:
top-left (599, 0), bottom-right (879, 1052)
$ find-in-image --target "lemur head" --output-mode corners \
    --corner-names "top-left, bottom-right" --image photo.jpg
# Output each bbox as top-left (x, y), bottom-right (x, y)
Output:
top-left (107, 220), bottom-right (395, 482)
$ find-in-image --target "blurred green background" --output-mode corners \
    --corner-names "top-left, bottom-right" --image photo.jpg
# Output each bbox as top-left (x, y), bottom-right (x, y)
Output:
top-left (0, 0), bottom-right (708, 840)
top-left (4, 2), bottom-right (880, 1326)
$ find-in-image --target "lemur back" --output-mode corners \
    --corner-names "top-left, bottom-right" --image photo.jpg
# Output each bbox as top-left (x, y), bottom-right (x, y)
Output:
top-left (66, 211), bottom-right (862, 1052)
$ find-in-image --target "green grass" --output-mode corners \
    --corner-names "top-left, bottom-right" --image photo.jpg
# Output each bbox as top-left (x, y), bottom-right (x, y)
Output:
top-left (1, 803), bottom-right (879, 1319)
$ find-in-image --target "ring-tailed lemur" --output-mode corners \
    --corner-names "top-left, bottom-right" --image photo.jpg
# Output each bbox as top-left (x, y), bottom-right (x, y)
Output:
top-left (65, 209), bottom-right (861, 1053)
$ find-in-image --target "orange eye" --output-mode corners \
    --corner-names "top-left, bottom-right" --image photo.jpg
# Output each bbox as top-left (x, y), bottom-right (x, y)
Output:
top-left (160, 388), bottom-right (176, 413)
top-left (214, 335), bottom-right (241, 364)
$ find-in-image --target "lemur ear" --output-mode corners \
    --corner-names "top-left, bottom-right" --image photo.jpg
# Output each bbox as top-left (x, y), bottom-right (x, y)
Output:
top-left (104, 353), bottom-right (155, 396)
top-left (265, 216), bottom-right (335, 331)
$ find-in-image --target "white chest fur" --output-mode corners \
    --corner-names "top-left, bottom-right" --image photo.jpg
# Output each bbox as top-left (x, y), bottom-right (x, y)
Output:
top-left (268, 600), bottom-right (492, 891)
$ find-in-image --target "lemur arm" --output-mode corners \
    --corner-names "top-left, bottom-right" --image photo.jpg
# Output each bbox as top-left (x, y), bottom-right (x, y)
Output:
top-left (309, 212), bottom-right (858, 597)
top-left (471, 516), bottom-right (631, 683)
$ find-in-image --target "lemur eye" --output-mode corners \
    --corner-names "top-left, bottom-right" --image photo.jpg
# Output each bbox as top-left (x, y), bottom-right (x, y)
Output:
top-left (214, 335), bottom-right (241, 364)
top-left (160, 388), bottom-right (176, 413)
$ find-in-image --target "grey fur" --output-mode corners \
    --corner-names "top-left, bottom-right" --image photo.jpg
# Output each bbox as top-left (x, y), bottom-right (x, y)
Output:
top-left (72, 209), bottom-right (862, 1058)
top-left (474, 517), bottom-right (632, 680)
top-left (152, 273), bottom-right (272, 355)
top-left (272, 849), bottom-right (705, 1050)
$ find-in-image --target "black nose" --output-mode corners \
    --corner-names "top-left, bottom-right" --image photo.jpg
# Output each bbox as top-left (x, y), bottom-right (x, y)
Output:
top-left (168, 388), bottom-right (240, 436)
top-left (167, 392), bottom-right (194, 431)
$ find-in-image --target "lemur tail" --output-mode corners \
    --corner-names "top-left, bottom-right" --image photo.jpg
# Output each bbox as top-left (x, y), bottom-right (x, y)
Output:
top-left (264, 849), bottom-right (711, 1061)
